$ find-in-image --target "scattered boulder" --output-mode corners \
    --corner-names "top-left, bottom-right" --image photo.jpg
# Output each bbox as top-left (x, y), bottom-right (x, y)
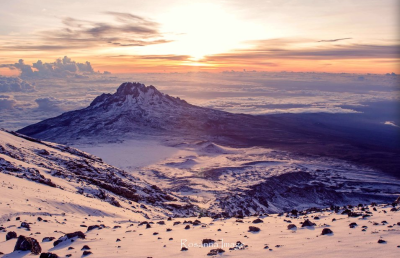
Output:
top-left (20, 222), bottom-right (30, 229)
top-left (6, 231), bottom-right (17, 241)
top-left (83, 250), bottom-right (92, 256)
top-left (378, 239), bottom-right (387, 244)
top-left (13, 235), bottom-right (42, 255)
top-left (301, 219), bottom-right (316, 227)
top-left (207, 249), bottom-right (225, 256)
top-left (40, 253), bottom-right (59, 258)
top-left (321, 228), bottom-right (333, 235)
top-left (348, 212), bottom-right (362, 217)
top-left (81, 245), bottom-right (91, 250)
top-left (249, 226), bottom-right (261, 232)
top-left (173, 221), bottom-right (181, 226)
top-left (181, 247), bottom-right (188, 251)
top-left (252, 218), bottom-right (264, 224)
top-left (166, 228), bottom-right (172, 232)
top-left (53, 231), bottom-right (85, 247)
top-left (87, 225), bottom-right (101, 231)
top-left (193, 220), bottom-right (201, 226)
top-left (287, 224), bottom-right (297, 230)
top-left (184, 225), bottom-right (190, 230)
top-left (349, 222), bottom-right (358, 228)
top-left (202, 239), bottom-right (215, 245)
top-left (42, 237), bottom-right (55, 242)
top-left (157, 221), bottom-right (165, 225)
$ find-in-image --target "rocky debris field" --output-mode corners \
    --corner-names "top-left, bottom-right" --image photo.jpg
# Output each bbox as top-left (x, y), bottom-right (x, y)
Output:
top-left (1, 173), bottom-right (399, 257)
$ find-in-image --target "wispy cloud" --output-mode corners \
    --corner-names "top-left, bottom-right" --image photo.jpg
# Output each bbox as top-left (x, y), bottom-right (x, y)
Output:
top-left (0, 12), bottom-right (171, 51)
top-left (318, 38), bottom-right (352, 42)
top-left (201, 41), bottom-right (400, 65)
top-left (110, 54), bottom-right (192, 61)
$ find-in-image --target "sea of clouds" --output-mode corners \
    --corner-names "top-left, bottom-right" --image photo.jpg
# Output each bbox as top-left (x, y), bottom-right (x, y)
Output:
top-left (0, 57), bottom-right (398, 131)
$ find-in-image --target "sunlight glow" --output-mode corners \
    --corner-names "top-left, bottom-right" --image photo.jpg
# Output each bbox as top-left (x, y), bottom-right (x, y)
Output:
top-left (152, 3), bottom-right (265, 61)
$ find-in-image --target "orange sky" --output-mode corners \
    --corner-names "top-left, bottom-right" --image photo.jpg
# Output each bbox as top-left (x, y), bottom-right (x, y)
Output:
top-left (0, 0), bottom-right (399, 75)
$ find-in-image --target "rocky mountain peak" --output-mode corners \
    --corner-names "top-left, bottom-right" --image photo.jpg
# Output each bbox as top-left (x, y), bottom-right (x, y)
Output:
top-left (89, 82), bottom-right (183, 108)
top-left (115, 82), bottom-right (158, 97)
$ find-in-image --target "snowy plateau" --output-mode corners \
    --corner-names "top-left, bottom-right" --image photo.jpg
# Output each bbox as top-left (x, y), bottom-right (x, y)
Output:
top-left (0, 82), bottom-right (399, 257)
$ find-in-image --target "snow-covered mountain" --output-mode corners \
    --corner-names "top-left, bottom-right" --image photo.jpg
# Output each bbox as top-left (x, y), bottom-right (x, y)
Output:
top-left (16, 82), bottom-right (400, 180)
top-left (0, 129), bottom-right (197, 218)
top-left (17, 82), bottom-right (238, 144)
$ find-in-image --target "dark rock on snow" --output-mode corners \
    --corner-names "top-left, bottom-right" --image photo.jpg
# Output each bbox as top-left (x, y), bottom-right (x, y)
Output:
top-left (14, 235), bottom-right (42, 255)
top-left (40, 253), bottom-right (59, 258)
top-left (53, 231), bottom-right (85, 246)
top-left (321, 228), bottom-right (333, 235)
top-left (249, 226), bottom-right (261, 232)
top-left (6, 231), bottom-right (17, 241)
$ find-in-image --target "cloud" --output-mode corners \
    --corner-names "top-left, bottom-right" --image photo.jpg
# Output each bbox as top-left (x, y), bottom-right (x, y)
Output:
top-left (0, 95), bottom-right (17, 110)
top-left (0, 12), bottom-right (171, 51)
top-left (318, 38), bottom-right (352, 42)
top-left (110, 54), bottom-right (192, 61)
top-left (1, 56), bottom-right (96, 78)
top-left (201, 42), bottom-right (400, 64)
top-left (0, 76), bottom-right (35, 92)
top-left (35, 97), bottom-right (63, 112)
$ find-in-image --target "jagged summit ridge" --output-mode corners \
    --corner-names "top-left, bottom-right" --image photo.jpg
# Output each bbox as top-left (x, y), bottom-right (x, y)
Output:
top-left (90, 82), bottom-right (188, 109)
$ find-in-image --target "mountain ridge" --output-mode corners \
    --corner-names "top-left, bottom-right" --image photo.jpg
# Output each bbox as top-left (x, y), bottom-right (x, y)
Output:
top-left (17, 82), bottom-right (235, 144)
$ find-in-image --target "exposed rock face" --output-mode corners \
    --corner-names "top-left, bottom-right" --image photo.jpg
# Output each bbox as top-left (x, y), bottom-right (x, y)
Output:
top-left (14, 235), bottom-right (42, 255)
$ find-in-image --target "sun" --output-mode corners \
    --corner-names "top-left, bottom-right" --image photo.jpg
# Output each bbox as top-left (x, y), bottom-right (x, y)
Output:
top-left (153, 3), bottom-right (264, 61)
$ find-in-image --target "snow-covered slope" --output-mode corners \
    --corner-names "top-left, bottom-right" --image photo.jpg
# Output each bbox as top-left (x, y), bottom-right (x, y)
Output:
top-left (0, 172), bottom-right (399, 257)
top-left (78, 138), bottom-right (400, 217)
top-left (0, 129), bottom-right (197, 218)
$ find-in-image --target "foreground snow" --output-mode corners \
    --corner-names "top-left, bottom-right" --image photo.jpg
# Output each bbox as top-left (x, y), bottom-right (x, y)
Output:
top-left (1, 173), bottom-right (399, 257)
